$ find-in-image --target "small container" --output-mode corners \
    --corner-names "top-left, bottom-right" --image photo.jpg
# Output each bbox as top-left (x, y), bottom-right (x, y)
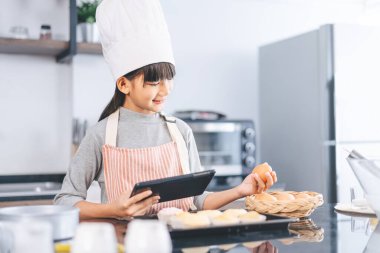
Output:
top-left (72, 223), bottom-right (117, 253)
top-left (125, 220), bottom-right (172, 253)
top-left (9, 26), bottom-right (29, 39)
top-left (40, 24), bottom-right (52, 40)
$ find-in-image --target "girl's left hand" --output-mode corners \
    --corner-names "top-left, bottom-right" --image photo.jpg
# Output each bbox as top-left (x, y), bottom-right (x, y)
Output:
top-left (236, 170), bottom-right (277, 197)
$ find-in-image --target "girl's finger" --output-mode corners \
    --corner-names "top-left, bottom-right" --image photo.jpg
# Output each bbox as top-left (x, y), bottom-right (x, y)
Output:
top-left (254, 173), bottom-right (265, 192)
top-left (250, 173), bottom-right (258, 193)
top-left (265, 172), bottom-right (274, 189)
top-left (128, 195), bottom-right (159, 214)
top-left (257, 243), bottom-right (267, 253)
top-left (271, 171), bottom-right (278, 183)
top-left (128, 190), bottom-right (153, 205)
top-left (266, 242), bottom-right (275, 253)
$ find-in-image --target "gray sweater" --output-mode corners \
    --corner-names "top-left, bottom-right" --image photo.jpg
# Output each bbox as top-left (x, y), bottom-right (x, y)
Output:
top-left (54, 107), bottom-right (210, 210)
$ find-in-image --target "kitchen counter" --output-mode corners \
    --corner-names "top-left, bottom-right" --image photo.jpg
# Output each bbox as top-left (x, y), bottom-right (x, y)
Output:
top-left (83, 203), bottom-right (378, 253)
top-left (2, 201), bottom-right (377, 252)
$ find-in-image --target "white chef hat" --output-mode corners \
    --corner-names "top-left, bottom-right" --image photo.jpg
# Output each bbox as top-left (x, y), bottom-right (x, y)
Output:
top-left (96, 0), bottom-right (175, 80)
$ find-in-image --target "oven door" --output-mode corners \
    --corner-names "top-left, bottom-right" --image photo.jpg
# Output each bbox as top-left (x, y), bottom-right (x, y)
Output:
top-left (189, 123), bottom-right (243, 176)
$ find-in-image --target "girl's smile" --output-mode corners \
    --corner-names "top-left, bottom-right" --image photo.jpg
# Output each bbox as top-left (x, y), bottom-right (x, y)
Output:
top-left (152, 99), bottom-right (165, 105)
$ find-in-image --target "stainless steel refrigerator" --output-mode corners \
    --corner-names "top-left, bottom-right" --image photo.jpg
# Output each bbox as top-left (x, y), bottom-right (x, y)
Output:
top-left (259, 24), bottom-right (380, 203)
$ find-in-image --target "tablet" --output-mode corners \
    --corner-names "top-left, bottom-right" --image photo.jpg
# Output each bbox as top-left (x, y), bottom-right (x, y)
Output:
top-left (130, 170), bottom-right (215, 203)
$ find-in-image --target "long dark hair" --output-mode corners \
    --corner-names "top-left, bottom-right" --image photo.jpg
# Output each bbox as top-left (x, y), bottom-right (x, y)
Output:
top-left (98, 62), bottom-right (176, 121)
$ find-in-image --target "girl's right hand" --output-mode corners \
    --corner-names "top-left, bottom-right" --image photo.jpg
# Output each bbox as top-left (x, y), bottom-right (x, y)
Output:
top-left (111, 190), bottom-right (160, 218)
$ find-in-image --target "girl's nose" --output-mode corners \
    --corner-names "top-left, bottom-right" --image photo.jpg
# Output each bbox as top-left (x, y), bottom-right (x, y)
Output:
top-left (159, 80), bottom-right (173, 96)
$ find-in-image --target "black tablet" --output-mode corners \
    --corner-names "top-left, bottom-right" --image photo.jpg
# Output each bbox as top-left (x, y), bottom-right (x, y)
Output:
top-left (130, 170), bottom-right (215, 202)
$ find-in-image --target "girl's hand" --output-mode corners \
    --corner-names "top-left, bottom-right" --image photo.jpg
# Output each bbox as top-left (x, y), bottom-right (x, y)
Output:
top-left (236, 170), bottom-right (277, 197)
top-left (111, 190), bottom-right (160, 218)
top-left (251, 241), bottom-right (278, 253)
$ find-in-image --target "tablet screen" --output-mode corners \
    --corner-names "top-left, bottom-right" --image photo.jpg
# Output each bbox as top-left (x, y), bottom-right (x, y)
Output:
top-left (130, 170), bottom-right (215, 202)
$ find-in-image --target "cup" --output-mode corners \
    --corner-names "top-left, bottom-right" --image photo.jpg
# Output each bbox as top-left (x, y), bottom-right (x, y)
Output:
top-left (125, 220), bottom-right (172, 253)
top-left (8, 220), bottom-right (54, 253)
top-left (0, 222), bottom-right (14, 253)
top-left (71, 222), bottom-right (117, 253)
top-left (9, 26), bottom-right (29, 39)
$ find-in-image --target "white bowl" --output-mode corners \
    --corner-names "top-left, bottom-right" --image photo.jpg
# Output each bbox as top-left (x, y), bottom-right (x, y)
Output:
top-left (347, 158), bottom-right (380, 217)
top-left (365, 195), bottom-right (380, 219)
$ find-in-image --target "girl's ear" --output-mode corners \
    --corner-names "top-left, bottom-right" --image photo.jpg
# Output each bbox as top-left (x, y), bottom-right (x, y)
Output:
top-left (116, 77), bottom-right (131, 95)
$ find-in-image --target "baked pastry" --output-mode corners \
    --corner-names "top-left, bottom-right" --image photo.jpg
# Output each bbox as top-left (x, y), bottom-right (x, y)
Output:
top-left (238, 211), bottom-right (266, 224)
top-left (222, 209), bottom-right (247, 217)
top-left (170, 213), bottom-right (211, 229)
top-left (157, 207), bottom-right (184, 223)
top-left (211, 214), bottom-right (240, 226)
top-left (254, 192), bottom-right (277, 201)
top-left (196, 210), bottom-right (222, 219)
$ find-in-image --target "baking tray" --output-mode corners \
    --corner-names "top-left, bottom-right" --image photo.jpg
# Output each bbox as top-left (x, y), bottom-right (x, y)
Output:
top-left (168, 214), bottom-right (298, 239)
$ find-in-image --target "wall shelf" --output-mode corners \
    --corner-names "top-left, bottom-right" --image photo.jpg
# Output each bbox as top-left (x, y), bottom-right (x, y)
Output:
top-left (0, 37), bottom-right (102, 56)
top-left (0, 0), bottom-right (102, 62)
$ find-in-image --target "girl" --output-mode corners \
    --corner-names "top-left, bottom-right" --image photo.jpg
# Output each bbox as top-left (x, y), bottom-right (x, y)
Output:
top-left (54, 0), bottom-right (277, 219)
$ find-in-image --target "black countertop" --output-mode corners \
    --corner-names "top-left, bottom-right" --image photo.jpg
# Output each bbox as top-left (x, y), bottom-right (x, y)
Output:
top-left (171, 203), bottom-right (378, 253)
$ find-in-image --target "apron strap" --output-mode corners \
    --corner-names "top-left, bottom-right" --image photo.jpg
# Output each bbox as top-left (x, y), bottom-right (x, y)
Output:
top-left (161, 113), bottom-right (191, 175)
top-left (105, 108), bottom-right (120, 146)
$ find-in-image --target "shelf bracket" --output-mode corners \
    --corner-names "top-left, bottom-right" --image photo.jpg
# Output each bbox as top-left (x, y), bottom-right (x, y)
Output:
top-left (56, 0), bottom-right (77, 62)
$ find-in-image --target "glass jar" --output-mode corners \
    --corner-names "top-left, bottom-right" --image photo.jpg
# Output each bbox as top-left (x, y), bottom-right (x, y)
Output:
top-left (40, 24), bottom-right (52, 40)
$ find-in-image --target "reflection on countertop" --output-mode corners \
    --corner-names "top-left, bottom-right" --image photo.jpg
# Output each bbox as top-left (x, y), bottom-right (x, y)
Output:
top-left (172, 204), bottom-right (377, 253)
top-left (0, 182), bottom-right (62, 201)
top-left (80, 203), bottom-right (378, 253)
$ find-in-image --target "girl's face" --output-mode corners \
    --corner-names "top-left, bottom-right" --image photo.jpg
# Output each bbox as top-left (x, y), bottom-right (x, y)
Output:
top-left (121, 74), bottom-right (173, 114)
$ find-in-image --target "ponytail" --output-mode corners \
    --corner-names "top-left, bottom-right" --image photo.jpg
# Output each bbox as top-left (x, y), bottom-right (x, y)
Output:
top-left (98, 87), bottom-right (125, 121)
top-left (98, 62), bottom-right (176, 121)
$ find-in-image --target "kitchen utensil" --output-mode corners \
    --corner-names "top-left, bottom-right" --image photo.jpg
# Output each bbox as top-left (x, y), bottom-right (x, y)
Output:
top-left (125, 220), bottom-right (172, 253)
top-left (71, 222), bottom-right (117, 253)
top-left (0, 205), bottom-right (79, 241)
top-left (346, 150), bottom-right (380, 218)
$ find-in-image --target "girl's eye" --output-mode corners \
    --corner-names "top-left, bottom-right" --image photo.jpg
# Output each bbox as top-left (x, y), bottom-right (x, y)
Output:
top-left (146, 82), bottom-right (159, 86)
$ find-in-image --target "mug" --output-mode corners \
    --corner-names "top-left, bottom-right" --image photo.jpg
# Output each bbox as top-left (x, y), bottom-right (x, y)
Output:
top-left (125, 220), bottom-right (172, 253)
top-left (71, 222), bottom-right (117, 253)
top-left (4, 220), bottom-right (54, 253)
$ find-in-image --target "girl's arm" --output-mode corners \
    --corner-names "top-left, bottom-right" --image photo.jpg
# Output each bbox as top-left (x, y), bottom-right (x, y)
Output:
top-left (202, 171), bottom-right (277, 210)
top-left (75, 190), bottom-right (160, 219)
top-left (54, 130), bottom-right (102, 207)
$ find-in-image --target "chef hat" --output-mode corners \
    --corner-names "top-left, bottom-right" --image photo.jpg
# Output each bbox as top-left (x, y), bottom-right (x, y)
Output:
top-left (96, 0), bottom-right (175, 80)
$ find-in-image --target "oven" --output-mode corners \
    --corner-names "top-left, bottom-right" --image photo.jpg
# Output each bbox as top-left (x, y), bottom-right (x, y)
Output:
top-left (185, 120), bottom-right (256, 177)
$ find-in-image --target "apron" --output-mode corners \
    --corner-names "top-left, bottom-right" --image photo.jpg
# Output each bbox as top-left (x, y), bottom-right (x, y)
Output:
top-left (102, 108), bottom-right (195, 214)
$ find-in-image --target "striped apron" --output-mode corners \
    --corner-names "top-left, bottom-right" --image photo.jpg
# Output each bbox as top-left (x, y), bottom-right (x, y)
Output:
top-left (102, 108), bottom-right (194, 214)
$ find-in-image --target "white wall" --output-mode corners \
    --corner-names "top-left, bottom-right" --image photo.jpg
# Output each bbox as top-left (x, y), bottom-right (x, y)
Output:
top-left (0, 0), bottom-right (71, 175)
top-left (76, 0), bottom-right (380, 155)
top-left (1, 0), bottom-right (380, 175)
